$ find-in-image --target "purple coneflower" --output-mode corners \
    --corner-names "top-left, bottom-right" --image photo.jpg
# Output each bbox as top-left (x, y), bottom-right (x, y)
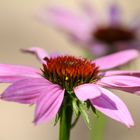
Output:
top-left (41, 1), bottom-right (140, 56)
top-left (0, 48), bottom-right (140, 139)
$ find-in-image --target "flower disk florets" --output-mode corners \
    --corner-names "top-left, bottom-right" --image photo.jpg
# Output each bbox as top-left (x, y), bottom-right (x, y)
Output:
top-left (94, 26), bottom-right (135, 44)
top-left (42, 56), bottom-right (100, 90)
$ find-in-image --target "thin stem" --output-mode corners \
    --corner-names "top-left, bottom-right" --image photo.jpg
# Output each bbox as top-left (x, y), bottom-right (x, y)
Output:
top-left (59, 97), bottom-right (73, 140)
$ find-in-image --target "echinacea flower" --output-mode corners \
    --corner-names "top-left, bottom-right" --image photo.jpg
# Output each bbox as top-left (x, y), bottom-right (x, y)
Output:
top-left (40, 2), bottom-right (140, 56)
top-left (0, 47), bottom-right (140, 129)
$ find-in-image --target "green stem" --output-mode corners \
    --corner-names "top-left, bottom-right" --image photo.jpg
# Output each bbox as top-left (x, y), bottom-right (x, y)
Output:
top-left (59, 98), bottom-right (73, 140)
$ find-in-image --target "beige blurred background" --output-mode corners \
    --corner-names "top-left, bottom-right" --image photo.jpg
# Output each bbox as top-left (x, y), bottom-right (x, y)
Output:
top-left (0, 0), bottom-right (140, 140)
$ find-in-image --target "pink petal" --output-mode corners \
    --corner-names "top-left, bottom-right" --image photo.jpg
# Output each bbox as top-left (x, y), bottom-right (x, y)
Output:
top-left (34, 86), bottom-right (64, 124)
top-left (22, 47), bottom-right (49, 63)
top-left (98, 75), bottom-right (140, 94)
top-left (109, 4), bottom-right (121, 25)
top-left (41, 7), bottom-right (92, 42)
top-left (0, 64), bottom-right (40, 83)
top-left (90, 86), bottom-right (134, 127)
top-left (104, 70), bottom-right (140, 77)
top-left (1, 78), bottom-right (53, 104)
top-left (74, 83), bottom-right (101, 101)
top-left (94, 49), bottom-right (139, 70)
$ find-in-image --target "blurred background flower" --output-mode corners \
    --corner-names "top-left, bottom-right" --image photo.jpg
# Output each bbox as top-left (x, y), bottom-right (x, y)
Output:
top-left (40, 0), bottom-right (140, 57)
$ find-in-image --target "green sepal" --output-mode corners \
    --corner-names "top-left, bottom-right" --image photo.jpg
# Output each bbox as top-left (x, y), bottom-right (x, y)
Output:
top-left (71, 112), bottom-right (80, 128)
top-left (54, 112), bottom-right (61, 126)
top-left (79, 102), bottom-right (92, 129)
top-left (54, 104), bottom-right (63, 126)
top-left (91, 105), bottom-right (99, 118)
top-left (66, 90), bottom-right (73, 95)
top-left (72, 98), bottom-right (79, 116)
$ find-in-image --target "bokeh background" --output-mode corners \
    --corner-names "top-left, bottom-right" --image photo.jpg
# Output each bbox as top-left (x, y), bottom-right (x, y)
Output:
top-left (0, 0), bottom-right (140, 140)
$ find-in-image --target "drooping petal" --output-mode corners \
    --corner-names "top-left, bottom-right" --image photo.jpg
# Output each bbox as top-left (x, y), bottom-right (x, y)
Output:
top-left (0, 64), bottom-right (40, 83)
top-left (41, 7), bottom-right (92, 42)
top-left (104, 70), bottom-right (140, 77)
top-left (109, 4), bottom-right (121, 25)
top-left (22, 47), bottom-right (49, 63)
top-left (90, 86), bottom-right (134, 127)
top-left (94, 49), bottom-right (139, 70)
top-left (98, 75), bottom-right (140, 94)
top-left (74, 83), bottom-right (101, 101)
top-left (1, 78), bottom-right (53, 104)
top-left (34, 86), bottom-right (65, 124)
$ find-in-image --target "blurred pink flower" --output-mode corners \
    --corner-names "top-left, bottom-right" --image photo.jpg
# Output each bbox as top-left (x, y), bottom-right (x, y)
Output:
top-left (40, 2), bottom-right (140, 56)
top-left (0, 48), bottom-right (140, 127)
